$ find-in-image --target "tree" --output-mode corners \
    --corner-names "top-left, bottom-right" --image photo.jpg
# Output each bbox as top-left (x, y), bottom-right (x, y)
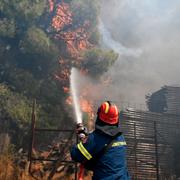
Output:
top-left (89, 29), bottom-right (100, 45)
top-left (0, 0), bottom-right (119, 151)
top-left (0, 65), bottom-right (40, 97)
top-left (0, 18), bottom-right (16, 38)
top-left (0, 0), bottom-right (46, 24)
top-left (0, 84), bottom-right (33, 147)
top-left (71, 0), bottom-right (100, 30)
top-left (21, 27), bottom-right (51, 55)
top-left (82, 48), bottom-right (118, 77)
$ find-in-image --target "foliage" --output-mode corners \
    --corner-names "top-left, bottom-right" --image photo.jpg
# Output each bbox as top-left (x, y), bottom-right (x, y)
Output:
top-left (89, 29), bottom-right (100, 45)
top-left (21, 27), bottom-right (51, 55)
top-left (71, 0), bottom-right (100, 30)
top-left (0, 84), bottom-right (48, 147)
top-left (82, 48), bottom-right (118, 77)
top-left (0, 65), bottom-right (40, 96)
top-left (0, 84), bottom-right (32, 123)
top-left (0, 0), bottom-right (117, 150)
top-left (0, 18), bottom-right (16, 38)
top-left (0, 0), bottom-right (46, 23)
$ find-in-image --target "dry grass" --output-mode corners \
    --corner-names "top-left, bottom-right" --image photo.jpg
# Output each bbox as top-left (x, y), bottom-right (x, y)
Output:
top-left (0, 153), bottom-right (33, 180)
top-left (0, 153), bottom-right (92, 180)
top-left (0, 153), bottom-right (17, 180)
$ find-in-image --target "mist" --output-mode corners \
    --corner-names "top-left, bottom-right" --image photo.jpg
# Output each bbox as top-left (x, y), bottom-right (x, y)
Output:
top-left (98, 0), bottom-right (180, 104)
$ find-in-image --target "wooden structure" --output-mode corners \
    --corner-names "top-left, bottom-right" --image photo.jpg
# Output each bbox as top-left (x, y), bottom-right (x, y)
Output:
top-left (122, 109), bottom-right (180, 179)
top-left (146, 86), bottom-right (180, 115)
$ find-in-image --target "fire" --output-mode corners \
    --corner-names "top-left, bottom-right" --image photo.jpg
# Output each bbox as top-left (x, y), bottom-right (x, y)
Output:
top-left (66, 95), bottom-right (94, 120)
top-left (55, 57), bottom-right (71, 84)
top-left (64, 85), bottom-right (94, 118)
top-left (63, 86), bottom-right (70, 93)
top-left (56, 26), bottom-right (92, 58)
top-left (50, 1), bottom-right (96, 122)
top-left (55, 68), bottom-right (70, 82)
top-left (51, 1), bottom-right (92, 92)
top-left (65, 96), bottom-right (73, 105)
top-left (79, 98), bottom-right (94, 114)
top-left (49, 0), bottom-right (92, 58)
top-left (79, 86), bottom-right (94, 117)
top-left (51, 1), bottom-right (72, 31)
top-left (48, 0), bottom-right (54, 13)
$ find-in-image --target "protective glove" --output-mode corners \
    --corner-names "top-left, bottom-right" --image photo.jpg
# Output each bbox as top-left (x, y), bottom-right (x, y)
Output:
top-left (76, 123), bottom-right (88, 142)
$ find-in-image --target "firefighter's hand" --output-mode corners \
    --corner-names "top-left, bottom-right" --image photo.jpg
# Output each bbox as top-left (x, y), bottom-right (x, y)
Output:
top-left (76, 123), bottom-right (88, 143)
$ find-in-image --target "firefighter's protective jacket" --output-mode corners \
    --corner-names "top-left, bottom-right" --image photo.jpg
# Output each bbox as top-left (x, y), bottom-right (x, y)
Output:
top-left (71, 123), bottom-right (130, 180)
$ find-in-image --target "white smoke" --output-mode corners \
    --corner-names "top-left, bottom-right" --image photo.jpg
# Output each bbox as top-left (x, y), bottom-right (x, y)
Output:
top-left (98, 0), bottom-right (180, 104)
top-left (98, 20), bottom-right (142, 57)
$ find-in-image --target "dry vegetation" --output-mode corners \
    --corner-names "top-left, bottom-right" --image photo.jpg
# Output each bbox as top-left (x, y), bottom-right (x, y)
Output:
top-left (0, 153), bottom-right (31, 180)
top-left (0, 152), bottom-right (92, 180)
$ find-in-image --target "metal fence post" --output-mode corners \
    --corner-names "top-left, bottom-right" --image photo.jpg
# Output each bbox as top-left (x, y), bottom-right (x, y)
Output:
top-left (28, 99), bottom-right (36, 174)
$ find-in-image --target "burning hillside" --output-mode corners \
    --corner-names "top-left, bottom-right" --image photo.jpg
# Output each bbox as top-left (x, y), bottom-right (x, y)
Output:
top-left (56, 26), bottom-right (92, 58)
top-left (49, 0), bottom-right (92, 58)
top-left (51, 1), bottom-right (72, 31)
top-left (47, 0), bottom-right (94, 118)
top-left (0, 0), bottom-right (118, 179)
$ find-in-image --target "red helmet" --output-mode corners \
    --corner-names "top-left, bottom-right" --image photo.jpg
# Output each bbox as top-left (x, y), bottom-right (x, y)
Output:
top-left (98, 101), bottom-right (119, 125)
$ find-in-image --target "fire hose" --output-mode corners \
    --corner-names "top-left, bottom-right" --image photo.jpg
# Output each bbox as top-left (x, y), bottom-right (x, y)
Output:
top-left (76, 123), bottom-right (88, 180)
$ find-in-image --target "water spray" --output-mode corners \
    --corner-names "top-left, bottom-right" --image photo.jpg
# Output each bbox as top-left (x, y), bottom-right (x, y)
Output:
top-left (70, 67), bottom-right (82, 124)
top-left (70, 68), bottom-right (88, 141)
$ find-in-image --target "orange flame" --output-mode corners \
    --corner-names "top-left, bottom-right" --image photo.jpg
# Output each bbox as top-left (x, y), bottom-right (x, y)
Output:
top-left (65, 96), bottom-right (73, 105)
top-left (50, 1), bottom-right (92, 58)
top-left (51, 2), bottom-right (72, 31)
top-left (48, 0), bottom-right (54, 12)
top-left (63, 86), bottom-right (70, 93)
top-left (66, 95), bottom-right (94, 118)
top-left (79, 98), bottom-right (94, 114)
top-left (50, 1), bottom-right (95, 122)
top-left (56, 27), bottom-right (92, 57)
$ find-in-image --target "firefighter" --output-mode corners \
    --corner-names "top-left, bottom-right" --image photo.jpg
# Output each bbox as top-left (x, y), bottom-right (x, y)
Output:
top-left (71, 101), bottom-right (130, 180)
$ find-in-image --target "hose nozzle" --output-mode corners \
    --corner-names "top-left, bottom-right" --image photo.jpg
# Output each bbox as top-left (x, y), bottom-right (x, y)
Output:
top-left (76, 123), bottom-right (88, 140)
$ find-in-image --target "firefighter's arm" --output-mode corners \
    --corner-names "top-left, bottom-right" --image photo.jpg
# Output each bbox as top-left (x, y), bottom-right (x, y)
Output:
top-left (71, 133), bottom-right (94, 163)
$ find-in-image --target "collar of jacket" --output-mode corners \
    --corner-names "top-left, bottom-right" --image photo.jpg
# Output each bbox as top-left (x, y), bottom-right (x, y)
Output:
top-left (95, 119), bottom-right (122, 137)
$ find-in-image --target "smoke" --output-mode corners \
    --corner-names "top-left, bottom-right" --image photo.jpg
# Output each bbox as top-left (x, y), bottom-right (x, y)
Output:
top-left (98, 0), bottom-right (180, 104)
top-left (98, 20), bottom-right (142, 57)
